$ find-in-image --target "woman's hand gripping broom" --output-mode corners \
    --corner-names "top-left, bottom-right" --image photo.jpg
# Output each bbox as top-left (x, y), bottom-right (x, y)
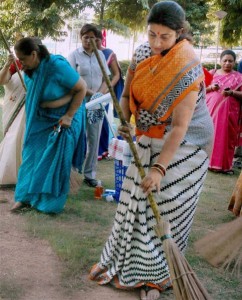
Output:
top-left (90, 38), bottom-right (211, 300)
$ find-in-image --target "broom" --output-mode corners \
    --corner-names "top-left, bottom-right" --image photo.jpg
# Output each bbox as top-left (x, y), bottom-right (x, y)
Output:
top-left (69, 168), bottom-right (83, 195)
top-left (195, 172), bottom-right (242, 277)
top-left (195, 217), bottom-right (242, 277)
top-left (90, 38), bottom-right (211, 300)
top-left (228, 170), bottom-right (242, 217)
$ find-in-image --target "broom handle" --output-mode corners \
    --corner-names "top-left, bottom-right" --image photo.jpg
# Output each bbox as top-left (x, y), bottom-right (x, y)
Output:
top-left (0, 29), bottom-right (27, 91)
top-left (90, 39), bottom-right (161, 224)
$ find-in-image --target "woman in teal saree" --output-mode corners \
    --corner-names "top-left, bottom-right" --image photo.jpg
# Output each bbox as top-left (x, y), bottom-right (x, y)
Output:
top-left (11, 37), bottom-right (86, 214)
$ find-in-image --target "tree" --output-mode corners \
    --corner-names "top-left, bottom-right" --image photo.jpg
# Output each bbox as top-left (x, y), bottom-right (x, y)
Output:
top-left (77, 0), bottom-right (152, 36)
top-left (104, 0), bottom-right (213, 49)
top-left (0, 0), bottom-right (213, 46)
top-left (0, 0), bottom-right (85, 43)
top-left (0, 0), bottom-right (87, 67)
top-left (176, 1), bottom-right (215, 49)
top-left (212, 0), bottom-right (242, 45)
top-left (103, 0), bottom-right (156, 52)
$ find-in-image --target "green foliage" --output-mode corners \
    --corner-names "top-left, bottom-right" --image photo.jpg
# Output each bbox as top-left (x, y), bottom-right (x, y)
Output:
top-left (0, 47), bottom-right (8, 72)
top-left (175, 0), bottom-right (214, 48)
top-left (119, 60), bottom-right (130, 77)
top-left (0, 0), bottom-right (241, 49)
top-left (211, 0), bottom-right (242, 46)
top-left (202, 63), bottom-right (219, 70)
top-left (105, 0), bottom-right (149, 33)
top-left (0, 0), bottom-right (86, 42)
top-left (0, 86), bottom-right (5, 98)
top-left (220, 1), bottom-right (242, 45)
top-left (202, 62), bottom-right (238, 70)
top-left (80, 1), bottom-right (157, 38)
top-left (104, 0), bottom-right (213, 46)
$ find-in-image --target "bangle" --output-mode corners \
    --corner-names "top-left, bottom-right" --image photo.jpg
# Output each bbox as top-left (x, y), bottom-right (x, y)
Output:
top-left (151, 166), bottom-right (165, 176)
top-left (153, 163), bottom-right (166, 176)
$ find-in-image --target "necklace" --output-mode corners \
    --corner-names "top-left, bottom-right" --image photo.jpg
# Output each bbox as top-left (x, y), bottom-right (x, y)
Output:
top-left (149, 48), bottom-right (171, 75)
top-left (149, 64), bottom-right (158, 75)
top-left (149, 56), bottom-right (161, 75)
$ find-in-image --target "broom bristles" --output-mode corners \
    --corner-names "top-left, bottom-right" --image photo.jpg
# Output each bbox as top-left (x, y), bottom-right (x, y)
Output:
top-left (164, 239), bottom-right (211, 300)
top-left (69, 169), bottom-right (82, 195)
top-left (222, 246), bottom-right (242, 277)
top-left (195, 217), bottom-right (242, 276)
top-left (155, 221), bottom-right (211, 300)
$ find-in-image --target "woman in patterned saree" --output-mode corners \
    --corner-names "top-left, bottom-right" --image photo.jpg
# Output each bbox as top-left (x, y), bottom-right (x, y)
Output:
top-left (89, 1), bottom-right (214, 300)
top-left (206, 50), bottom-right (242, 174)
top-left (11, 37), bottom-right (86, 214)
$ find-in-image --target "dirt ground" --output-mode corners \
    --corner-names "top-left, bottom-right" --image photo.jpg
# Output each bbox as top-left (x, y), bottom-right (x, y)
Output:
top-left (0, 190), bottom-right (173, 300)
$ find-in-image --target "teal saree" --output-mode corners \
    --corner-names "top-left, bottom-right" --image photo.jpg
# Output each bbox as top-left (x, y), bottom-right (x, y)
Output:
top-left (15, 55), bottom-right (83, 213)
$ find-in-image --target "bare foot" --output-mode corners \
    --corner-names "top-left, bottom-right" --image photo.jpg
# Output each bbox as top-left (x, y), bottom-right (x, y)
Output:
top-left (140, 287), bottom-right (160, 300)
top-left (10, 202), bottom-right (29, 213)
top-left (146, 289), bottom-right (160, 300)
top-left (140, 288), bottom-right (147, 300)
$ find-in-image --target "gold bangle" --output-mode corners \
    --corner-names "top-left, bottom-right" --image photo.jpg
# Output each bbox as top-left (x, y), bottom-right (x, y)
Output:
top-left (153, 163), bottom-right (166, 176)
top-left (151, 166), bottom-right (165, 176)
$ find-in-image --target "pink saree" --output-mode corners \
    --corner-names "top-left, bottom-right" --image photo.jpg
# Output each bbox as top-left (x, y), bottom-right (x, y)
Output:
top-left (206, 70), bottom-right (242, 171)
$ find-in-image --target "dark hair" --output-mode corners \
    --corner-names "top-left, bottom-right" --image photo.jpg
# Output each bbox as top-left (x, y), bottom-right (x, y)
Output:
top-left (80, 24), bottom-right (98, 37)
top-left (14, 37), bottom-right (50, 60)
top-left (147, 1), bottom-right (192, 43)
top-left (14, 37), bottom-right (50, 77)
top-left (96, 29), bottom-right (103, 40)
top-left (220, 49), bottom-right (236, 61)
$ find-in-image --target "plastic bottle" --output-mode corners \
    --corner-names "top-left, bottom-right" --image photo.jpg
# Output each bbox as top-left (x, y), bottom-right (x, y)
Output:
top-left (94, 180), bottom-right (104, 200)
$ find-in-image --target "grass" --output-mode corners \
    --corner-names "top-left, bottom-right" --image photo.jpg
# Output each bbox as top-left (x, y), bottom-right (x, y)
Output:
top-left (22, 159), bottom-right (117, 289)
top-left (22, 164), bottom-right (242, 299)
top-left (0, 101), bottom-right (242, 299)
top-left (0, 280), bottom-right (24, 300)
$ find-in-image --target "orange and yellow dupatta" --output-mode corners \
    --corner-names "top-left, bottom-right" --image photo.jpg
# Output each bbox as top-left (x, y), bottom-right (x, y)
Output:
top-left (130, 40), bottom-right (204, 138)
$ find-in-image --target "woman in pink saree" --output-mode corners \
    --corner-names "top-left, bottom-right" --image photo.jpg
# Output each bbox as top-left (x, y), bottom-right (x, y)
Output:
top-left (206, 50), bottom-right (242, 173)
